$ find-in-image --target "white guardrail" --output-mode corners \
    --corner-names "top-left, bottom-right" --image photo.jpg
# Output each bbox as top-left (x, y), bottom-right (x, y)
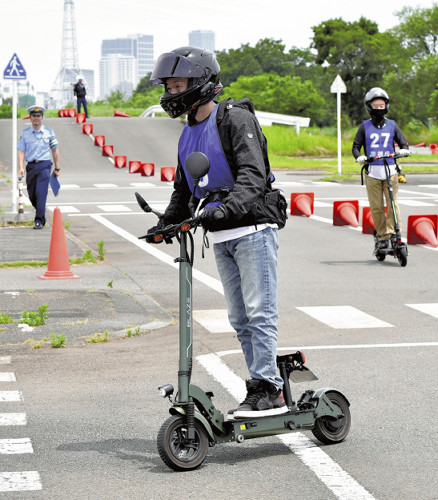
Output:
top-left (140, 105), bottom-right (310, 134)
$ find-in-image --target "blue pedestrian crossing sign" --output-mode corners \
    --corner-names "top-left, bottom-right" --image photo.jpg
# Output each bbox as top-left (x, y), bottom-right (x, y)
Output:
top-left (3, 53), bottom-right (27, 80)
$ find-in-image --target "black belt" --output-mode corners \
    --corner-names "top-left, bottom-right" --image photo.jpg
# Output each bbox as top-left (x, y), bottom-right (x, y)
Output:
top-left (27, 160), bottom-right (44, 164)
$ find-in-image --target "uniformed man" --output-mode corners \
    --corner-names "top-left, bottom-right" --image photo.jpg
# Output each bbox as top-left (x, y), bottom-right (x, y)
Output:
top-left (73, 76), bottom-right (88, 118)
top-left (17, 105), bottom-right (60, 229)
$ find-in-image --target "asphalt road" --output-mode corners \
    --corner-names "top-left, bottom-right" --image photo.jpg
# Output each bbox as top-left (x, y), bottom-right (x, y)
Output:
top-left (1, 117), bottom-right (438, 499)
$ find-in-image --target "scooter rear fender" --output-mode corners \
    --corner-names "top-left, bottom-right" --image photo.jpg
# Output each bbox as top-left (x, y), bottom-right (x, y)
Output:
top-left (311, 388), bottom-right (350, 418)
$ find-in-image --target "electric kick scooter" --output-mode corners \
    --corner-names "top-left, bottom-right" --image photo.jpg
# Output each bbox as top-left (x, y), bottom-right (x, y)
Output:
top-left (136, 152), bottom-right (351, 471)
top-left (366, 153), bottom-right (410, 267)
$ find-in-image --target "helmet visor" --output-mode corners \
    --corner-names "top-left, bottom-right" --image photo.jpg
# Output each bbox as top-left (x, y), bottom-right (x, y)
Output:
top-left (150, 53), bottom-right (207, 84)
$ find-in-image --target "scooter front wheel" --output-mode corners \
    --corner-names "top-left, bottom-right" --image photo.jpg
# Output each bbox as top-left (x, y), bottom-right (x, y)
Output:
top-left (397, 246), bottom-right (408, 267)
top-left (157, 415), bottom-right (209, 471)
top-left (312, 391), bottom-right (351, 444)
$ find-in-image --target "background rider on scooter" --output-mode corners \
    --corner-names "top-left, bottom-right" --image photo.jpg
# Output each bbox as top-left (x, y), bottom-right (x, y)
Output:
top-left (352, 87), bottom-right (410, 250)
top-left (147, 46), bottom-right (287, 418)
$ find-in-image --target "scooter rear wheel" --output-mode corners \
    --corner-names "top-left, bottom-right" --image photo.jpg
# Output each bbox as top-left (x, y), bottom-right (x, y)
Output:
top-left (157, 415), bottom-right (209, 471)
top-left (312, 391), bottom-right (351, 444)
top-left (376, 252), bottom-right (386, 261)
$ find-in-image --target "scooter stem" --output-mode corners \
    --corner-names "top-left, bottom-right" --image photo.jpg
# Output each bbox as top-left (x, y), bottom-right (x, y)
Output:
top-left (177, 230), bottom-right (193, 403)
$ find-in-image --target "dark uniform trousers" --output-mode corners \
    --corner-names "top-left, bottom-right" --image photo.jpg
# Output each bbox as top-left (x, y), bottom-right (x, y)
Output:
top-left (26, 160), bottom-right (52, 226)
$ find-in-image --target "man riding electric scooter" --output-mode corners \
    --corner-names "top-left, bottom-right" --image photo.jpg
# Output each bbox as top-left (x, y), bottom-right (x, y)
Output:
top-left (147, 46), bottom-right (288, 418)
top-left (352, 87), bottom-right (410, 252)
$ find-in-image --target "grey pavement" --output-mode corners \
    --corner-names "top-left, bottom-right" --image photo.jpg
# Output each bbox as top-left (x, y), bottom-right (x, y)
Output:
top-left (0, 210), bottom-right (172, 351)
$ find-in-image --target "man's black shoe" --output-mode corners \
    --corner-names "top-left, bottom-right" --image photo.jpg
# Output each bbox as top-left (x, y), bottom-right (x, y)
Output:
top-left (33, 222), bottom-right (43, 230)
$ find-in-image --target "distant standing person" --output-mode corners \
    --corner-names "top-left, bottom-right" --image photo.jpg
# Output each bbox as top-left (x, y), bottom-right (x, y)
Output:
top-left (17, 106), bottom-right (60, 229)
top-left (73, 75), bottom-right (88, 117)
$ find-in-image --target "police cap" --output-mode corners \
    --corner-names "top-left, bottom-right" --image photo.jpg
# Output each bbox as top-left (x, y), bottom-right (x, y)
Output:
top-left (27, 105), bottom-right (45, 116)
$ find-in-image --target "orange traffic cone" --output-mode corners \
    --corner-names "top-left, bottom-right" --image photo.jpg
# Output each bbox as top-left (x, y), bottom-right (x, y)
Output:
top-left (113, 109), bottom-right (131, 117)
top-left (407, 215), bottom-right (438, 247)
top-left (291, 193), bottom-right (314, 217)
top-left (333, 200), bottom-right (359, 227)
top-left (114, 155), bottom-right (127, 168)
top-left (413, 141), bottom-right (426, 147)
top-left (94, 135), bottom-right (105, 147)
top-left (141, 162), bottom-right (155, 176)
top-left (129, 161), bottom-right (142, 173)
top-left (161, 166), bottom-right (176, 182)
top-left (76, 112), bottom-right (86, 124)
top-left (82, 123), bottom-right (93, 135)
top-left (38, 208), bottom-right (80, 280)
top-left (102, 145), bottom-right (114, 157)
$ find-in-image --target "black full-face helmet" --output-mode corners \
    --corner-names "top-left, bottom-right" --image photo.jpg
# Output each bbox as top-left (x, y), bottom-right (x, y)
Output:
top-left (150, 46), bottom-right (223, 119)
top-left (364, 87), bottom-right (389, 120)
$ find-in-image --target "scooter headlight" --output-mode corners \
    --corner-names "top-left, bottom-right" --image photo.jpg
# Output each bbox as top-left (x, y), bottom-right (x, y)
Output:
top-left (158, 384), bottom-right (174, 398)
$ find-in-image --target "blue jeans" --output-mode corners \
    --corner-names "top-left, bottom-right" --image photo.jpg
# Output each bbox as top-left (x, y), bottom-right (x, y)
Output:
top-left (213, 227), bottom-right (283, 389)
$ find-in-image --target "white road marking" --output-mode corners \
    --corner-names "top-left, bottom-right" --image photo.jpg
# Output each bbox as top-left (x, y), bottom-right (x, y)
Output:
top-left (0, 413), bottom-right (26, 426)
top-left (0, 356), bottom-right (11, 364)
top-left (193, 309), bottom-right (233, 333)
top-left (406, 303), bottom-right (438, 319)
top-left (398, 199), bottom-right (435, 206)
top-left (297, 305), bottom-right (393, 329)
top-left (0, 373), bottom-right (16, 382)
top-left (97, 204), bottom-right (132, 212)
top-left (0, 471), bottom-right (42, 492)
top-left (0, 391), bottom-right (22, 402)
top-left (58, 184), bottom-right (80, 189)
top-left (47, 205), bottom-right (80, 213)
top-left (0, 438), bottom-right (34, 454)
top-left (94, 183), bottom-right (118, 188)
top-left (196, 352), bottom-right (376, 500)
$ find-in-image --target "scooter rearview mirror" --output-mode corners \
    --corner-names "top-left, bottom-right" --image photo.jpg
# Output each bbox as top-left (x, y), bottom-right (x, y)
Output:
top-left (135, 192), bottom-right (152, 213)
top-left (186, 152), bottom-right (210, 217)
top-left (186, 152), bottom-right (210, 181)
top-left (135, 192), bottom-right (164, 217)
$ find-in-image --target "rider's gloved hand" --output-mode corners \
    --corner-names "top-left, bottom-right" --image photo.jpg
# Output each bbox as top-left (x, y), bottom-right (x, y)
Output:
top-left (356, 155), bottom-right (368, 165)
top-left (398, 149), bottom-right (411, 157)
top-left (200, 205), bottom-right (228, 231)
top-left (146, 217), bottom-right (171, 244)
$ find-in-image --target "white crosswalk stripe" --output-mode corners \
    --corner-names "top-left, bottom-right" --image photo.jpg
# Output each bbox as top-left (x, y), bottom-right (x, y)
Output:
top-left (195, 303), bottom-right (438, 333)
top-left (0, 391), bottom-right (22, 402)
top-left (0, 360), bottom-right (42, 493)
top-left (0, 373), bottom-right (16, 382)
top-left (406, 303), bottom-right (438, 319)
top-left (0, 471), bottom-right (42, 492)
top-left (297, 306), bottom-right (393, 329)
top-left (0, 413), bottom-right (27, 426)
top-left (0, 438), bottom-right (34, 454)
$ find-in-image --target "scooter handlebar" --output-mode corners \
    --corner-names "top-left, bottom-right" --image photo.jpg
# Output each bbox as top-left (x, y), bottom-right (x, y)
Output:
top-left (140, 216), bottom-right (202, 244)
top-left (367, 151), bottom-right (411, 163)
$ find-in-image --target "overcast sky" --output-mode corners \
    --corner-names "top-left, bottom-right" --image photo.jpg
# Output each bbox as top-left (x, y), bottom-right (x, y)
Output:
top-left (0, 0), bottom-right (433, 94)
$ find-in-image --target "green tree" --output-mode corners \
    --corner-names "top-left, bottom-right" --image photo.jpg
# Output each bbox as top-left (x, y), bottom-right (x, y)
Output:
top-left (134, 72), bottom-right (154, 94)
top-left (311, 17), bottom-right (393, 124)
top-left (216, 38), bottom-right (291, 88)
top-left (221, 73), bottom-right (325, 125)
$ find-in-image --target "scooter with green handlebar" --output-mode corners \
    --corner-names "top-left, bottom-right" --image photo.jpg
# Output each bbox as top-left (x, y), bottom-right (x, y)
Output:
top-left (135, 152), bottom-right (351, 471)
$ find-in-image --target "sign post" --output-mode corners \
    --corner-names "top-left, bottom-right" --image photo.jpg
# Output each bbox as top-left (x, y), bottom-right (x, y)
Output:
top-left (3, 53), bottom-right (27, 214)
top-left (330, 75), bottom-right (347, 176)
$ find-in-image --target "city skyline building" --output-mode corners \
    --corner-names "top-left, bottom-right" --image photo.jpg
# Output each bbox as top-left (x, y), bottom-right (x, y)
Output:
top-left (188, 30), bottom-right (216, 52)
top-left (99, 34), bottom-right (153, 98)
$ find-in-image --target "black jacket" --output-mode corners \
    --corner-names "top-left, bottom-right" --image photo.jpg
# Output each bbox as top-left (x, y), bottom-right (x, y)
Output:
top-left (73, 83), bottom-right (86, 98)
top-left (163, 98), bottom-right (279, 231)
